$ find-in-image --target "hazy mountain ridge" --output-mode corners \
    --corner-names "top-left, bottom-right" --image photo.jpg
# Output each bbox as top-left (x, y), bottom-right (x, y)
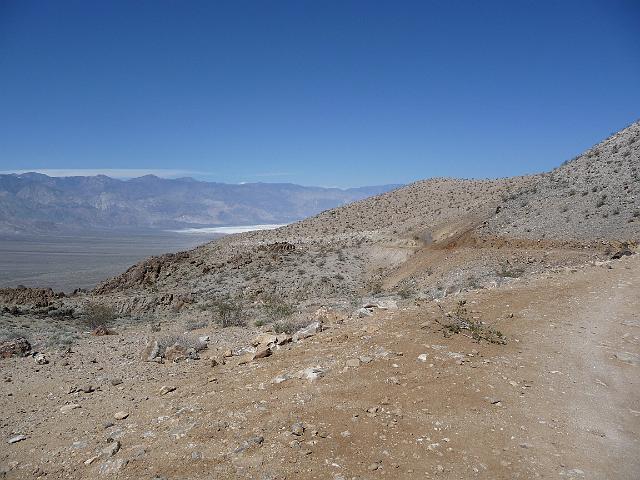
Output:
top-left (0, 173), bottom-right (401, 233)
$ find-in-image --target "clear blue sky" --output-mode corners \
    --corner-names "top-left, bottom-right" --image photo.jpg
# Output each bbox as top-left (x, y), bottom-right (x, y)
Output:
top-left (1, 1), bottom-right (639, 187)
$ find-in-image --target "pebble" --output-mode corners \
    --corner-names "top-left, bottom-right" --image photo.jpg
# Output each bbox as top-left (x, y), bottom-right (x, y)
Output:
top-left (102, 440), bottom-right (121, 457)
top-left (346, 359), bottom-right (360, 368)
top-left (60, 404), bottom-right (81, 413)
top-left (417, 353), bottom-right (428, 362)
top-left (159, 385), bottom-right (176, 395)
top-left (34, 353), bottom-right (48, 365)
top-left (7, 435), bottom-right (27, 444)
top-left (291, 422), bottom-right (305, 436)
top-left (113, 411), bottom-right (129, 420)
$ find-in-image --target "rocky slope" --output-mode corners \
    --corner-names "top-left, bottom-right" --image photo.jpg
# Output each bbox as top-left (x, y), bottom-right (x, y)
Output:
top-left (479, 121), bottom-right (640, 241)
top-left (82, 122), bottom-right (639, 316)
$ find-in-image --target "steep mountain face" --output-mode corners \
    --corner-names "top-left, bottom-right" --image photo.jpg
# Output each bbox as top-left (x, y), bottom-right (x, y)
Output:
top-left (0, 174), bottom-right (401, 233)
top-left (89, 123), bottom-right (639, 315)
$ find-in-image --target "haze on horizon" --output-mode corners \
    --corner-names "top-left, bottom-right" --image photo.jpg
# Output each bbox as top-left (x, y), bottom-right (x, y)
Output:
top-left (1, 1), bottom-right (639, 188)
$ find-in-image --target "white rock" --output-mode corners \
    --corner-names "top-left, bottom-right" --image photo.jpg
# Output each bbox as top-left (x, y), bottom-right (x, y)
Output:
top-left (7, 435), bottom-right (27, 444)
top-left (60, 404), bottom-right (81, 413)
top-left (34, 353), bottom-right (48, 365)
top-left (271, 374), bottom-right (290, 384)
top-left (292, 322), bottom-right (322, 342)
top-left (302, 367), bottom-right (325, 382)
top-left (417, 353), bottom-right (429, 362)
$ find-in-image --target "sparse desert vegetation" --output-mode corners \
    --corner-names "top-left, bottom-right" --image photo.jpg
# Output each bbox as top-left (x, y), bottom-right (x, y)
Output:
top-left (0, 122), bottom-right (639, 479)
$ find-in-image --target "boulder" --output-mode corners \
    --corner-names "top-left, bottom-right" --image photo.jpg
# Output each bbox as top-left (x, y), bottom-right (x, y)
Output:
top-left (276, 333), bottom-right (292, 345)
top-left (252, 333), bottom-right (278, 347)
top-left (0, 337), bottom-right (31, 358)
top-left (237, 353), bottom-right (254, 365)
top-left (252, 344), bottom-right (272, 360)
top-left (164, 344), bottom-right (187, 363)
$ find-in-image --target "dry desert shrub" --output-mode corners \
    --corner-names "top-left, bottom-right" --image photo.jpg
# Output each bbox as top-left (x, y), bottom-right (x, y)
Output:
top-left (83, 302), bottom-right (117, 330)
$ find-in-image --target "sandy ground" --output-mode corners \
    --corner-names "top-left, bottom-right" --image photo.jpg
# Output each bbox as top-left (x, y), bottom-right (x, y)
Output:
top-left (1, 254), bottom-right (638, 479)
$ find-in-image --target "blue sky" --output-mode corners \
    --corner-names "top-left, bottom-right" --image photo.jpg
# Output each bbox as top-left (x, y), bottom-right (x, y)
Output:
top-left (0, 1), bottom-right (639, 187)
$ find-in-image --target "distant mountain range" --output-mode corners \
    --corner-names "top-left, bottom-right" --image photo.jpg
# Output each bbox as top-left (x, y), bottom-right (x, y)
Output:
top-left (0, 173), bottom-right (401, 234)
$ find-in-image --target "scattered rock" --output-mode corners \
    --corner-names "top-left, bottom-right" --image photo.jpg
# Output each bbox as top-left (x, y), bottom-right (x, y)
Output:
top-left (359, 355), bottom-right (373, 364)
top-left (110, 378), bottom-right (123, 386)
top-left (417, 353), bottom-right (428, 362)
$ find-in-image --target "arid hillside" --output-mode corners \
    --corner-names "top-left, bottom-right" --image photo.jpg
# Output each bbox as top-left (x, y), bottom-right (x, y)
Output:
top-left (479, 121), bottom-right (640, 241)
top-left (0, 122), bottom-right (639, 480)
top-left (79, 122), bottom-right (639, 317)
